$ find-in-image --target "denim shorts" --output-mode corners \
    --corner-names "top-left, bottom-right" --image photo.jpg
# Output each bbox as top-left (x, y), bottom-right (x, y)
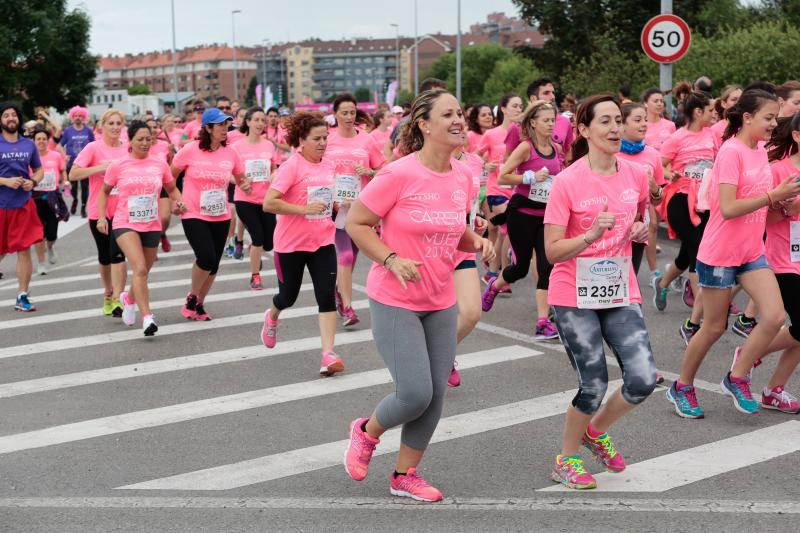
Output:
top-left (696, 255), bottom-right (770, 289)
top-left (486, 194), bottom-right (509, 212)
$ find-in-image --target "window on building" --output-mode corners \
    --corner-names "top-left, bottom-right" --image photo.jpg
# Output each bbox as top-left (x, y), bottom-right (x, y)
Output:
top-left (334, 69), bottom-right (344, 77)
top-left (290, 82), bottom-right (295, 88)
top-left (302, 81), bottom-right (309, 88)
top-left (302, 71), bottom-right (309, 78)
top-left (364, 57), bottom-right (372, 63)
top-left (289, 60), bottom-right (295, 66)
top-left (301, 60), bottom-right (309, 66)
top-left (354, 68), bottom-right (362, 75)
top-left (375, 56), bottom-right (385, 63)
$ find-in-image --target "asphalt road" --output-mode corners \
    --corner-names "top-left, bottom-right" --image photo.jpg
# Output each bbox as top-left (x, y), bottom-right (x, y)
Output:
top-left (0, 218), bottom-right (797, 532)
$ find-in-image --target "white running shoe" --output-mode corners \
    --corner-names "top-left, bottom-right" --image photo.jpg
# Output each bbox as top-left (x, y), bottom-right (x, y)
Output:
top-left (46, 246), bottom-right (57, 264)
top-left (120, 291), bottom-right (136, 326)
top-left (143, 314), bottom-right (158, 336)
top-left (37, 263), bottom-right (47, 276)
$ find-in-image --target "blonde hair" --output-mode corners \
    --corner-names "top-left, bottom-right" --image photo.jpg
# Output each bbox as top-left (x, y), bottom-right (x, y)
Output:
top-left (397, 88), bottom-right (451, 156)
top-left (100, 108), bottom-right (125, 126)
top-left (520, 101), bottom-right (557, 141)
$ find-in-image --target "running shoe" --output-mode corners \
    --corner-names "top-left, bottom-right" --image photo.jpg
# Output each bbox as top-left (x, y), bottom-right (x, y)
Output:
top-left (46, 246), bottom-right (57, 264)
top-left (549, 455), bottom-right (597, 490)
top-left (344, 417), bottom-right (379, 481)
top-left (160, 234), bottom-right (171, 252)
top-left (535, 317), bottom-right (559, 340)
top-left (729, 346), bottom-right (761, 381)
top-left (656, 371), bottom-right (664, 384)
top-left (37, 263), bottom-right (47, 276)
top-left (81, 205), bottom-right (87, 218)
top-left (335, 287), bottom-right (345, 316)
top-left (732, 314), bottom-right (757, 338)
top-left (651, 275), bottom-right (668, 311)
top-left (679, 319), bottom-right (700, 346)
top-left (194, 302), bottom-right (211, 321)
top-left (342, 307), bottom-right (360, 327)
top-left (582, 430), bottom-right (626, 473)
top-left (70, 197), bottom-right (78, 215)
top-left (721, 372), bottom-right (759, 414)
top-left (181, 293), bottom-right (198, 320)
top-left (320, 351), bottom-right (344, 376)
top-left (481, 276), bottom-right (499, 312)
top-left (261, 311), bottom-right (278, 348)
top-left (102, 294), bottom-right (114, 316)
top-left (728, 301), bottom-right (742, 316)
top-left (110, 298), bottom-right (123, 318)
top-left (233, 239), bottom-right (244, 260)
top-left (447, 361), bottom-right (461, 388)
top-left (14, 293), bottom-right (36, 312)
top-left (224, 237), bottom-right (235, 258)
top-left (761, 386), bottom-right (800, 414)
top-left (120, 291), bottom-right (136, 326)
top-left (666, 381), bottom-right (704, 419)
top-left (390, 468), bottom-right (443, 502)
top-left (648, 270), bottom-right (662, 290)
top-left (682, 281), bottom-right (694, 308)
top-left (498, 284), bottom-right (512, 296)
top-left (142, 314), bottom-right (158, 336)
top-left (250, 273), bottom-right (263, 291)
top-left (481, 272), bottom-right (497, 285)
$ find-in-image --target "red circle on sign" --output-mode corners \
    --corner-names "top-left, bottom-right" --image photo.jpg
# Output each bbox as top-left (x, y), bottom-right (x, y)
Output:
top-left (641, 14), bottom-right (692, 63)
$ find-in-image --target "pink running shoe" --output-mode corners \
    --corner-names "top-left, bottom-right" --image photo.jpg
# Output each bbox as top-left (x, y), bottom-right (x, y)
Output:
top-left (535, 318), bottom-right (559, 340)
top-left (335, 287), bottom-right (345, 317)
top-left (320, 351), bottom-right (344, 376)
top-left (498, 284), bottom-right (512, 296)
top-left (342, 307), bottom-right (360, 327)
top-left (194, 302), bottom-right (212, 321)
top-left (344, 417), bottom-right (379, 481)
top-left (261, 311), bottom-right (278, 348)
top-left (389, 467), bottom-right (443, 502)
top-left (761, 386), bottom-right (800, 414)
top-left (682, 281), bottom-right (694, 308)
top-left (180, 293), bottom-right (198, 320)
top-left (582, 431), bottom-right (626, 473)
top-left (120, 291), bottom-right (136, 327)
top-left (481, 276), bottom-right (499, 312)
top-left (549, 455), bottom-right (597, 490)
top-left (447, 362), bottom-right (461, 388)
top-left (728, 301), bottom-right (742, 316)
top-left (730, 346), bottom-right (762, 380)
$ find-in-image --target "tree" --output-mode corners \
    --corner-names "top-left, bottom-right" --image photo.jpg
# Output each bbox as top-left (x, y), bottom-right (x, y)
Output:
top-left (354, 87), bottom-right (372, 102)
top-left (127, 84), bottom-right (152, 96)
top-left (423, 43), bottom-right (512, 103)
top-left (0, 0), bottom-right (96, 115)
top-left (397, 89), bottom-right (415, 107)
top-left (482, 55), bottom-right (544, 105)
top-left (244, 76), bottom-right (258, 107)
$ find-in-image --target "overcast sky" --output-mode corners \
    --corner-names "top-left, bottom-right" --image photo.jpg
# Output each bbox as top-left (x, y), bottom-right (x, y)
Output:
top-left (66, 0), bottom-right (520, 56)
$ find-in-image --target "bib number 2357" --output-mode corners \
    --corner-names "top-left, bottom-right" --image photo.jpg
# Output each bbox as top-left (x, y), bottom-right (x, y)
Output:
top-left (576, 256), bottom-right (630, 309)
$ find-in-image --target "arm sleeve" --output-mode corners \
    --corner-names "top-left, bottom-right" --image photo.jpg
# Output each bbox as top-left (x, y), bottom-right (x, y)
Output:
top-left (171, 144), bottom-right (190, 171)
top-left (716, 147), bottom-right (743, 187)
top-left (73, 143), bottom-right (95, 168)
top-left (543, 178), bottom-right (571, 226)
top-left (104, 160), bottom-right (119, 187)
top-left (269, 156), bottom-right (295, 195)
top-left (358, 167), bottom-right (400, 218)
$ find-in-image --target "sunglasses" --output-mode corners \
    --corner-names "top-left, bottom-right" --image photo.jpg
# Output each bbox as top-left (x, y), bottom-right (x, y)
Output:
top-left (219, 106), bottom-right (232, 111)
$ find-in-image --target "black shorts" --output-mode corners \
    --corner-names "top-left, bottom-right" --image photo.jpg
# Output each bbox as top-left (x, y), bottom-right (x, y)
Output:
top-left (113, 228), bottom-right (161, 248)
top-left (227, 182), bottom-right (235, 203)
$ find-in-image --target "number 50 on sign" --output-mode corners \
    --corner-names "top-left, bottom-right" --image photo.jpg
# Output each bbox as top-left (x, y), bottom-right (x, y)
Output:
top-left (641, 14), bottom-right (692, 64)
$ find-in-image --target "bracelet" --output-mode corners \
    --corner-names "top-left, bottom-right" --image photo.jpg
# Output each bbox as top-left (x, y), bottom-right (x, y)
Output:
top-left (382, 252), bottom-right (397, 268)
top-left (766, 191), bottom-right (774, 206)
top-left (582, 233), bottom-right (592, 246)
top-left (649, 187), bottom-right (663, 199)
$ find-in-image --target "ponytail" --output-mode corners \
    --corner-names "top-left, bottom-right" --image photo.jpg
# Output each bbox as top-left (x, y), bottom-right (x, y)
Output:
top-left (767, 113), bottom-right (800, 162)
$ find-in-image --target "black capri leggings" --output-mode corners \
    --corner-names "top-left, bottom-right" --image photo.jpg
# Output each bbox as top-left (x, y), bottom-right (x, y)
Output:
top-left (89, 218), bottom-right (125, 265)
top-left (182, 218), bottom-right (229, 275)
top-left (34, 197), bottom-right (58, 243)
top-left (776, 273), bottom-right (800, 342)
top-left (273, 244), bottom-right (337, 313)
top-left (234, 200), bottom-right (276, 249)
top-left (501, 205), bottom-right (552, 290)
top-left (667, 193), bottom-right (709, 273)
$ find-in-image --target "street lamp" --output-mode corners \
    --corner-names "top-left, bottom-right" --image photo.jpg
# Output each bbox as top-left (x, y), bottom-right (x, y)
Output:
top-left (390, 23), bottom-right (399, 94)
top-left (231, 9), bottom-right (242, 101)
top-left (456, 0), bottom-right (461, 102)
top-left (170, 0), bottom-right (178, 112)
top-left (414, 0), bottom-right (419, 94)
top-left (261, 38), bottom-right (270, 92)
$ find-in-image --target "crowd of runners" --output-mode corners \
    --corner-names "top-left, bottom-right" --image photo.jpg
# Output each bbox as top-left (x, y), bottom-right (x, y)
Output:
top-left (1, 73), bottom-right (800, 500)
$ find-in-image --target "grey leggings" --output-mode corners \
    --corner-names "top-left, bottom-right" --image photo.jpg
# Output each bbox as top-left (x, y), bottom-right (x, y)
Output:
top-left (553, 304), bottom-right (657, 415)
top-left (370, 299), bottom-right (458, 451)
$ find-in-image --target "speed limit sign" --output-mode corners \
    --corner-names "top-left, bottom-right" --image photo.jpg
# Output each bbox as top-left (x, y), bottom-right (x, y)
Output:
top-left (641, 14), bottom-right (691, 63)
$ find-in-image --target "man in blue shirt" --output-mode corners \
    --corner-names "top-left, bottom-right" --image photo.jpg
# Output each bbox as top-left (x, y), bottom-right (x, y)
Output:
top-left (59, 106), bottom-right (94, 218)
top-left (0, 102), bottom-right (44, 311)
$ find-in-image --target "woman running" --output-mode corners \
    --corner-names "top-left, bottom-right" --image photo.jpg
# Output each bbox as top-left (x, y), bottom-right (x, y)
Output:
top-left (710, 85), bottom-right (742, 146)
top-left (776, 81), bottom-right (800, 118)
top-left (260, 111), bottom-right (343, 376)
top-left (466, 103), bottom-right (493, 153)
top-left (146, 117), bottom-right (175, 252)
top-left (31, 127), bottom-right (67, 275)
top-left (172, 108), bottom-right (249, 321)
top-left (326, 93), bottom-right (386, 327)
top-left (370, 109), bottom-right (393, 157)
top-left (667, 90), bottom-right (800, 418)
top-left (544, 94), bottom-right (657, 490)
top-left (343, 88), bottom-right (492, 502)
top-left (70, 108), bottom-right (129, 317)
top-left (231, 106), bottom-right (278, 290)
top-left (482, 100), bottom-right (561, 340)
top-left (642, 88), bottom-right (676, 151)
top-left (97, 121), bottom-right (185, 336)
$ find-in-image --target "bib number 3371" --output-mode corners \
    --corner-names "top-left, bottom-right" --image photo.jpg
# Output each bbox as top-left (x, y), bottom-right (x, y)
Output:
top-left (576, 256), bottom-right (630, 309)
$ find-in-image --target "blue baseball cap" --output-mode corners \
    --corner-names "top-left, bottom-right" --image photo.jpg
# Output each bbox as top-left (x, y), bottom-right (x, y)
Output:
top-left (201, 108), bottom-right (233, 126)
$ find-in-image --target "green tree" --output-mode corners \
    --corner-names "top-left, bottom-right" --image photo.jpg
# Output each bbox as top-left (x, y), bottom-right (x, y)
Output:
top-left (482, 55), bottom-right (543, 104)
top-left (423, 43), bottom-right (512, 103)
top-left (0, 0), bottom-right (96, 114)
top-left (354, 87), bottom-right (372, 102)
top-left (127, 84), bottom-right (152, 96)
top-left (397, 89), bottom-right (415, 107)
top-left (244, 76), bottom-right (258, 106)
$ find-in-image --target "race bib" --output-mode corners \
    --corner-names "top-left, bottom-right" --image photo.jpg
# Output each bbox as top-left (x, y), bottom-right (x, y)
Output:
top-left (576, 256), bottom-right (631, 309)
top-left (528, 176), bottom-right (553, 203)
top-left (333, 175), bottom-right (360, 203)
top-left (469, 198), bottom-right (480, 230)
top-left (791, 221), bottom-right (800, 263)
top-left (199, 188), bottom-right (227, 217)
top-left (684, 159), bottom-right (713, 180)
top-left (245, 159), bottom-right (270, 183)
top-left (35, 171), bottom-right (57, 192)
top-left (306, 185), bottom-right (333, 220)
top-left (128, 194), bottom-right (158, 223)
top-left (480, 169), bottom-right (488, 186)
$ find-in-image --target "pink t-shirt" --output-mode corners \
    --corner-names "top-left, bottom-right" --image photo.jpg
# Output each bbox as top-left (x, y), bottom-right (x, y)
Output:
top-left (149, 140), bottom-right (171, 164)
top-left (466, 130), bottom-right (483, 153)
top-left (616, 146), bottom-right (666, 186)
top-left (766, 157), bottom-right (800, 275)
top-left (267, 126), bottom-right (291, 165)
top-left (360, 154), bottom-right (472, 311)
top-left (478, 126), bottom-right (512, 198)
top-left (504, 115), bottom-right (574, 157)
top-left (33, 150), bottom-right (65, 192)
top-left (370, 128), bottom-right (391, 150)
top-left (166, 128), bottom-right (186, 149)
top-left (544, 157), bottom-right (649, 308)
top-left (104, 155), bottom-right (173, 232)
top-left (325, 129), bottom-right (386, 191)
top-left (710, 119), bottom-right (728, 147)
top-left (231, 137), bottom-right (277, 204)
top-left (73, 139), bottom-right (129, 220)
top-left (183, 120), bottom-right (202, 141)
top-left (697, 137), bottom-right (773, 267)
top-left (226, 129), bottom-right (245, 145)
top-left (454, 152), bottom-right (484, 266)
top-left (172, 141), bottom-right (244, 222)
top-left (645, 118), bottom-right (676, 151)
top-left (269, 152), bottom-right (336, 253)
top-left (659, 127), bottom-right (719, 176)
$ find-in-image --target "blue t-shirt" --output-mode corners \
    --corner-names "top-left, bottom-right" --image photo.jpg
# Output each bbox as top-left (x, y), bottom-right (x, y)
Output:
top-left (59, 125), bottom-right (95, 169)
top-left (0, 136), bottom-right (42, 209)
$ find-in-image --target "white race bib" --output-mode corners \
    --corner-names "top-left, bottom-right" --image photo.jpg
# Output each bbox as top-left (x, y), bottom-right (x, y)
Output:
top-left (791, 220), bottom-right (800, 263)
top-left (684, 159), bottom-right (713, 181)
top-left (528, 176), bottom-right (553, 203)
top-left (35, 171), bottom-right (57, 192)
top-left (576, 256), bottom-right (631, 309)
top-left (480, 169), bottom-right (488, 186)
top-left (333, 175), bottom-right (360, 203)
top-left (245, 159), bottom-right (270, 183)
top-left (306, 185), bottom-right (333, 220)
top-left (199, 188), bottom-right (227, 217)
top-left (469, 198), bottom-right (480, 230)
top-left (128, 194), bottom-right (158, 223)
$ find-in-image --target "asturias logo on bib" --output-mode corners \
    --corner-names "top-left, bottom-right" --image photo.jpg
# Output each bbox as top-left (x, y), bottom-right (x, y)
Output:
top-left (619, 188), bottom-right (638, 203)
top-left (589, 259), bottom-right (620, 277)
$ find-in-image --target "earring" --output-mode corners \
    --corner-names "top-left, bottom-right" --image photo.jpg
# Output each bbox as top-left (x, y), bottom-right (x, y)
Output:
top-left (426, 130), bottom-right (431, 134)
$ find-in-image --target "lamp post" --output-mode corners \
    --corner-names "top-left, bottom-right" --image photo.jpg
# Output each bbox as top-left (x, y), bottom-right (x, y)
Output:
top-left (414, 0), bottom-right (419, 94)
top-left (170, 0), bottom-right (178, 112)
top-left (231, 9), bottom-right (242, 101)
top-left (456, 0), bottom-right (461, 102)
top-left (390, 23), bottom-right (399, 93)
top-left (261, 38), bottom-right (270, 90)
